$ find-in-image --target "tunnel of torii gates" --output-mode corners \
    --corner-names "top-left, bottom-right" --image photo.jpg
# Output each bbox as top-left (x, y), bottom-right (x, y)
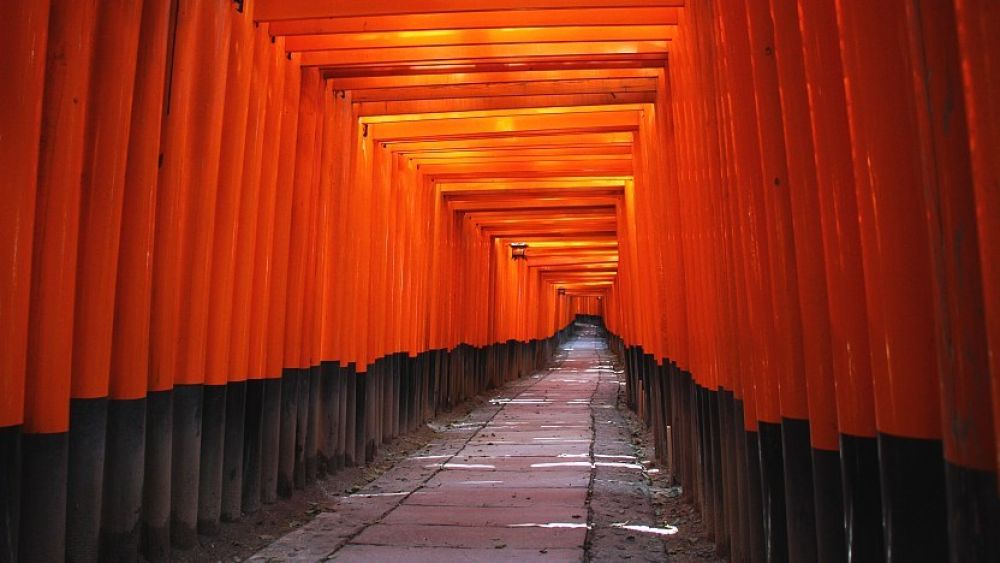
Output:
top-left (0, 0), bottom-right (998, 562)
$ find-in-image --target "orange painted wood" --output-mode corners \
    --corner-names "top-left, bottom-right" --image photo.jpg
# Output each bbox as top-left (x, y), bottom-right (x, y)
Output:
top-left (836, 0), bottom-right (942, 440)
top-left (11, 0), bottom-right (999, 501)
top-left (954, 0), bottom-right (1000, 478)
top-left (323, 88), bottom-right (354, 365)
top-left (204, 0), bottom-right (257, 387)
top-left (300, 41), bottom-right (668, 68)
top-left (0, 0), bottom-right (50, 428)
top-left (284, 68), bottom-right (323, 368)
top-left (769, 0), bottom-right (838, 450)
top-left (285, 26), bottom-right (675, 53)
top-left (228, 24), bottom-right (274, 382)
top-left (355, 83), bottom-right (656, 107)
top-left (909, 0), bottom-right (994, 471)
top-left (746, 0), bottom-right (809, 421)
top-left (255, 1), bottom-right (686, 22)
top-left (109, 0), bottom-right (172, 401)
top-left (72, 0), bottom-right (144, 400)
top-left (268, 7), bottom-right (680, 35)
top-left (23, 0), bottom-right (98, 433)
top-left (176, 0), bottom-right (233, 386)
top-left (149, 0), bottom-right (203, 392)
top-left (334, 69), bottom-right (660, 92)
top-left (265, 53), bottom-right (303, 377)
top-left (798, 0), bottom-right (876, 440)
top-left (247, 35), bottom-right (288, 380)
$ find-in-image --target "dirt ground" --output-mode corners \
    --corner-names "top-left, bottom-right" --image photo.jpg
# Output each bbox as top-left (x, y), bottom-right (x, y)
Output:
top-left (619, 405), bottom-right (724, 562)
top-left (173, 398), bottom-right (486, 563)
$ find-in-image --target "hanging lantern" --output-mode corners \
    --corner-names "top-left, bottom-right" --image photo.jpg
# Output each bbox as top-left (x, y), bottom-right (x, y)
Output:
top-left (510, 242), bottom-right (528, 260)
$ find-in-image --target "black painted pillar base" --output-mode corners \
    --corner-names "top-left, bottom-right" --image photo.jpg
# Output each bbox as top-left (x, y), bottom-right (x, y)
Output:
top-left (719, 390), bottom-right (738, 561)
top-left (19, 432), bottom-right (68, 563)
top-left (305, 366), bottom-right (320, 483)
top-left (944, 462), bottom-right (1000, 562)
top-left (260, 378), bottom-right (281, 503)
top-left (364, 369), bottom-right (377, 463)
top-left (708, 389), bottom-right (726, 551)
top-left (220, 381), bottom-right (245, 522)
top-left (67, 397), bottom-right (109, 562)
top-left (367, 363), bottom-right (379, 451)
top-left (102, 398), bottom-right (146, 563)
top-left (170, 384), bottom-right (203, 550)
top-left (413, 354), bottom-right (423, 431)
top-left (197, 385), bottom-right (226, 536)
top-left (745, 430), bottom-right (766, 563)
top-left (758, 421), bottom-right (788, 563)
top-left (277, 369), bottom-right (299, 498)
top-left (810, 448), bottom-right (847, 563)
top-left (242, 379), bottom-right (264, 514)
top-left (731, 400), bottom-right (748, 563)
top-left (320, 363), bottom-right (338, 477)
top-left (337, 371), bottom-right (348, 471)
top-left (877, 433), bottom-right (947, 562)
top-left (839, 433), bottom-right (883, 563)
top-left (354, 370), bottom-right (367, 466)
top-left (780, 417), bottom-right (817, 563)
top-left (344, 365), bottom-right (357, 467)
top-left (0, 425), bottom-right (19, 563)
top-left (294, 369), bottom-right (308, 488)
top-left (142, 389), bottom-right (173, 562)
top-left (695, 385), bottom-right (709, 519)
top-left (395, 358), bottom-right (405, 441)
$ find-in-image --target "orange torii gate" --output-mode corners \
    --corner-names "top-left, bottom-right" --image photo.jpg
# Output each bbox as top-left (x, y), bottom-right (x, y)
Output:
top-left (0, 1), bottom-right (997, 562)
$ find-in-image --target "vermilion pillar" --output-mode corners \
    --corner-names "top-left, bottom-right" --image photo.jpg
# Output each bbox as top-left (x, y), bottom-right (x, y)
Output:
top-left (797, 2), bottom-right (883, 560)
top-left (104, 0), bottom-right (172, 558)
top-left (172, 0), bottom-right (232, 549)
top-left (146, 1), bottom-right (203, 556)
top-left (768, 0), bottom-right (840, 560)
top-left (199, 0), bottom-right (256, 536)
top-left (264, 50), bottom-right (302, 493)
top-left (68, 0), bottom-right (143, 559)
top-left (913, 1), bottom-right (998, 560)
top-left (745, 0), bottom-right (817, 560)
top-left (223, 20), bottom-right (271, 523)
top-left (0, 2), bottom-right (50, 559)
top-left (956, 0), bottom-right (1000, 511)
top-left (20, 2), bottom-right (98, 560)
top-left (836, 1), bottom-right (948, 560)
top-left (244, 29), bottom-right (287, 513)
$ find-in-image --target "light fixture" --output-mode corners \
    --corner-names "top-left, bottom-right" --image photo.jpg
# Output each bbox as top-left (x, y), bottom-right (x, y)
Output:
top-left (510, 242), bottom-right (528, 260)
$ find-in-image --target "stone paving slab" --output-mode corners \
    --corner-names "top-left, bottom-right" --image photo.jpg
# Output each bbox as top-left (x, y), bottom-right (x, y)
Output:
top-left (351, 523), bottom-right (587, 549)
top-left (459, 443), bottom-right (592, 457)
top-left (380, 504), bottom-right (585, 526)
top-left (420, 469), bottom-right (591, 489)
top-left (329, 545), bottom-right (582, 562)
top-left (468, 431), bottom-right (593, 442)
top-left (403, 487), bottom-right (588, 508)
top-left (424, 455), bottom-right (594, 471)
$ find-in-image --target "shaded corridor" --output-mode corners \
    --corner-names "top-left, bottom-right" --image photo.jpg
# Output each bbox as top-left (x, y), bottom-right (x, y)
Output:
top-left (252, 322), bottom-right (676, 561)
top-left (2, 2), bottom-right (999, 562)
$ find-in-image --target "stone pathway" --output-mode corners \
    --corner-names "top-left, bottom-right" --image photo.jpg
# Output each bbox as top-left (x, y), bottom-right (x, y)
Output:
top-left (251, 325), bottom-right (673, 562)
